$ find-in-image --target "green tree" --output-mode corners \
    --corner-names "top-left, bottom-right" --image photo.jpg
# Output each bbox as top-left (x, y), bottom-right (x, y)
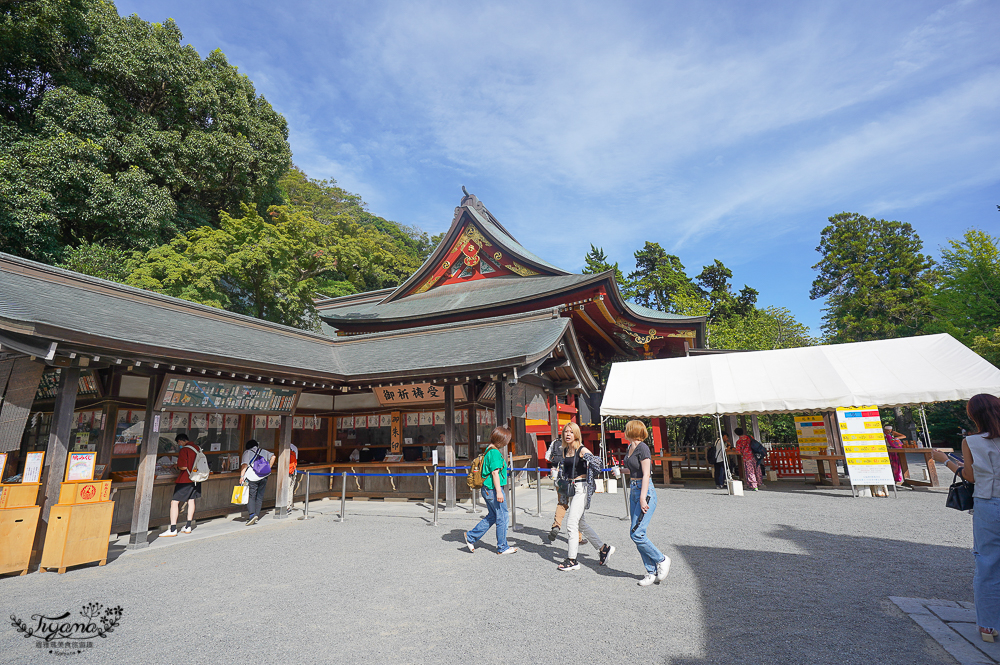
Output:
top-left (279, 166), bottom-right (435, 290)
top-left (809, 212), bottom-right (935, 342)
top-left (0, 0), bottom-right (291, 262)
top-left (934, 228), bottom-right (1000, 344)
top-left (710, 306), bottom-right (816, 350)
top-left (57, 241), bottom-right (136, 282)
top-left (126, 203), bottom-right (395, 329)
top-left (626, 242), bottom-right (700, 313)
top-left (694, 259), bottom-right (759, 322)
top-left (581, 244), bottom-right (626, 284)
top-left (972, 328), bottom-right (1000, 368)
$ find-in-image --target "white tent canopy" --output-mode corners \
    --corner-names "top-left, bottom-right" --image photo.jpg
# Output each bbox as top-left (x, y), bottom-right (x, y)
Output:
top-left (601, 334), bottom-right (1000, 418)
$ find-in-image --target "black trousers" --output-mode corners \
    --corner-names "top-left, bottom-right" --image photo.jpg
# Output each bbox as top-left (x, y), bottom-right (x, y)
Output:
top-left (248, 476), bottom-right (268, 517)
top-left (713, 462), bottom-right (726, 487)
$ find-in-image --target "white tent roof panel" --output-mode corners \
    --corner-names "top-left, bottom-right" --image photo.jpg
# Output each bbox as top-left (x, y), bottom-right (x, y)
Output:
top-left (601, 334), bottom-right (1000, 417)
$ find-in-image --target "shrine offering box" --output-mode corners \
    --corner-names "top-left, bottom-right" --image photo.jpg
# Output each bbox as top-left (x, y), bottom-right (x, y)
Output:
top-left (57, 480), bottom-right (112, 505)
top-left (0, 483), bottom-right (41, 509)
top-left (39, 501), bottom-right (114, 574)
top-left (0, 505), bottom-right (41, 576)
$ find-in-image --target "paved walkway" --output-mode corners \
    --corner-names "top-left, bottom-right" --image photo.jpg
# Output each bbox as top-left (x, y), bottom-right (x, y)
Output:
top-left (0, 480), bottom-right (979, 664)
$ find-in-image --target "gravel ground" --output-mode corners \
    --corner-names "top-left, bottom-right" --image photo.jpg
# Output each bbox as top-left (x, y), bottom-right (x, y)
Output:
top-left (0, 480), bottom-right (976, 665)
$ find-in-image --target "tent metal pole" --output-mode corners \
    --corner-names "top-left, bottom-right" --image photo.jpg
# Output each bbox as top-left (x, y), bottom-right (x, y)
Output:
top-left (715, 414), bottom-right (732, 484)
top-left (918, 405), bottom-right (932, 448)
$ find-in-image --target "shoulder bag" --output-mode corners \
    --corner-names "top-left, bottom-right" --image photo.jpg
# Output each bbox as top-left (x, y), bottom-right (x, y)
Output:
top-left (946, 469), bottom-right (974, 511)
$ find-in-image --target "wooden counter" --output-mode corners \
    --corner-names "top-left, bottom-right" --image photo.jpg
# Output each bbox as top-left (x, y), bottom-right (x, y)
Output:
top-left (108, 462), bottom-right (477, 531)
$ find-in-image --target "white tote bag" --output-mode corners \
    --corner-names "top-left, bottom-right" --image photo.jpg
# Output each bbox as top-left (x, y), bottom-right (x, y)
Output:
top-left (728, 479), bottom-right (744, 496)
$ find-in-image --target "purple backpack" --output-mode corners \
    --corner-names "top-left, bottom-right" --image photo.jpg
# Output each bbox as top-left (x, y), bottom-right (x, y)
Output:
top-left (249, 448), bottom-right (271, 477)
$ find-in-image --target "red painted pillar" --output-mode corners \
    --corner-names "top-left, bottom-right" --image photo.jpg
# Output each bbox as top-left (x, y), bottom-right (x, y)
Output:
top-left (650, 418), bottom-right (666, 465)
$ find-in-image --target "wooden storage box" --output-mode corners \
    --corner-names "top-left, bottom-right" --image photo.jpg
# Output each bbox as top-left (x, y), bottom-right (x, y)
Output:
top-left (58, 480), bottom-right (112, 505)
top-left (0, 505), bottom-right (40, 576)
top-left (0, 483), bottom-right (41, 509)
top-left (39, 501), bottom-right (115, 574)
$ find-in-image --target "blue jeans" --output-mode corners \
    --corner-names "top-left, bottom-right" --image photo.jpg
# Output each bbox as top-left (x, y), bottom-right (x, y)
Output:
top-left (974, 496), bottom-right (1000, 630)
top-left (629, 481), bottom-right (666, 574)
top-left (467, 486), bottom-right (511, 552)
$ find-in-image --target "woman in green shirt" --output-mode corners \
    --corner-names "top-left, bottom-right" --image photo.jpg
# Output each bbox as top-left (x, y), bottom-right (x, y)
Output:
top-left (464, 427), bottom-right (518, 555)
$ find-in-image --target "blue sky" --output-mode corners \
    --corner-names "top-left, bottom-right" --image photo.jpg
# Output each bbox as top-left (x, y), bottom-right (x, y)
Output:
top-left (118, 0), bottom-right (1000, 333)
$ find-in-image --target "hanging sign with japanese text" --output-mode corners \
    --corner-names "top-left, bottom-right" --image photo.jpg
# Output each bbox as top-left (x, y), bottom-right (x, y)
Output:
top-left (836, 406), bottom-right (895, 486)
top-left (374, 383), bottom-right (466, 406)
top-left (157, 374), bottom-right (300, 415)
top-left (390, 411), bottom-right (402, 454)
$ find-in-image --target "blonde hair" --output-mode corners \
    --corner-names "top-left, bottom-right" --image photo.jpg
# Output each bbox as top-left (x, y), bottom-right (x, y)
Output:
top-left (625, 419), bottom-right (648, 441)
top-left (562, 422), bottom-right (582, 445)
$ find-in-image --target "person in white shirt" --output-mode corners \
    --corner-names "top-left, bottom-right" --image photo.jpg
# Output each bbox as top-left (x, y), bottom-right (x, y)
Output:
top-left (240, 439), bottom-right (276, 525)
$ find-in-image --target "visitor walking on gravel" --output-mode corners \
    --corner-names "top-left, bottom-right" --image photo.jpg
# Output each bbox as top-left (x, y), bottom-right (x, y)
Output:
top-left (464, 426), bottom-right (518, 555)
top-left (932, 394), bottom-right (1000, 643)
top-left (623, 420), bottom-right (670, 586)
top-left (557, 423), bottom-right (613, 571)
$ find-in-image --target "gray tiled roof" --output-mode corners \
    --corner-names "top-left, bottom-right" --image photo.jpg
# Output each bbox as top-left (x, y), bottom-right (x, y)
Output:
top-left (624, 301), bottom-right (706, 322)
top-left (318, 274), bottom-right (599, 322)
top-left (334, 311), bottom-right (570, 380)
top-left (0, 253), bottom-right (580, 382)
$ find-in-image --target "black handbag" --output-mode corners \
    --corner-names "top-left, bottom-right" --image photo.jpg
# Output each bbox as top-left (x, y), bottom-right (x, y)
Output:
top-left (946, 469), bottom-right (975, 511)
top-left (557, 448), bottom-right (580, 497)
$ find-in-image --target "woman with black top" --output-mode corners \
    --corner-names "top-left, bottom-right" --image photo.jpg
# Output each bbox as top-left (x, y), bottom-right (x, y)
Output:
top-left (623, 420), bottom-right (670, 586)
top-left (557, 422), bottom-right (614, 571)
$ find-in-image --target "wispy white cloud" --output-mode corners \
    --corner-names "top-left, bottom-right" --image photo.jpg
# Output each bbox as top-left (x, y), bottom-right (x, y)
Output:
top-left (116, 0), bottom-right (1000, 330)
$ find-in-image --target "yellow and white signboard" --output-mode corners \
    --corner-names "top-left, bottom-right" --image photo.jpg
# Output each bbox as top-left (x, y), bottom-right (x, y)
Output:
top-left (793, 416), bottom-right (827, 475)
top-left (836, 406), bottom-right (895, 486)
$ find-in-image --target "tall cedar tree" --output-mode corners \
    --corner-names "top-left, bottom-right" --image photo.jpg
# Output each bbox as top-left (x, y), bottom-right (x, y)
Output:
top-left (0, 0), bottom-right (291, 262)
top-left (627, 242), bottom-right (700, 312)
top-left (810, 212), bottom-right (935, 342)
top-left (581, 244), bottom-right (626, 284)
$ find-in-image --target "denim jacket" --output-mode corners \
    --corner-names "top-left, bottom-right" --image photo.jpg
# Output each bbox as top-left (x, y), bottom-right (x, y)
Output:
top-left (563, 447), bottom-right (604, 509)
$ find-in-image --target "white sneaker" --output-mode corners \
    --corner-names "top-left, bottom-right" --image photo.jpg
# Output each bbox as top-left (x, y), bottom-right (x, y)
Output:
top-left (181, 525), bottom-right (192, 534)
top-left (497, 547), bottom-right (518, 555)
top-left (464, 532), bottom-right (475, 553)
top-left (638, 573), bottom-right (656, 586)
top-left (656, 556), bottom-right (671, 582)
top-left (162, 528), bottom-right (178, 537)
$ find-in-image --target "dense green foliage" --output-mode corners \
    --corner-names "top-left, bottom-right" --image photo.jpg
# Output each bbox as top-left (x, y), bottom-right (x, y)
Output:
top-left (2, 1), bottom-right (439, 328)
top-left (279, 167), bottom-right (440, 292)
top-left (934, 228), bottom-right (1000, 345)
top-left (126, 203), bottom-right (396, 328)
top-left (1, 0), bottom-right (291, 262)
top-left (810, 213), bottom-right (936, 342)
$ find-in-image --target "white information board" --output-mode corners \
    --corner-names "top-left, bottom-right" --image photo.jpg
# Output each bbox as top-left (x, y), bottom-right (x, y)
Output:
top-left (836, 406), bottom-right (895, 486)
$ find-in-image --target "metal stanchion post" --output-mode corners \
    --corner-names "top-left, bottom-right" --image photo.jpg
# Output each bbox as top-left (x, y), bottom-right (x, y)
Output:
top-left (535, 466), bottom-right (542, 517)
top-left (432, 465), bottom-right (440, 526)
top-left (509, 451), bottom-right (519, 532)
top-left (298, 472), bottom-right (314, 520)
top-left (339, 471), bottom-right (347, 522)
